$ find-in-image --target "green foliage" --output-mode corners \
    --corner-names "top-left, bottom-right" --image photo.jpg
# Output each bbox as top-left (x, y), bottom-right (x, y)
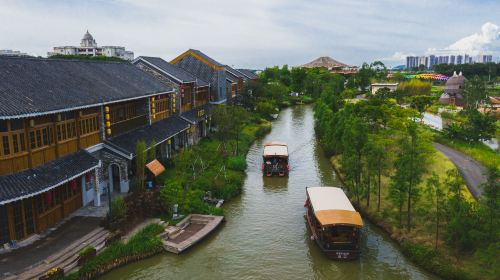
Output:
top-left (290, 67), bottom-right (307, 92)
top-left (398, 79), bottom-right (432, 98)
top-left (444, 169), bottom-right (480, 253)
top-left (79, 245), bottom-right (95, 257)
top-left (434, 133), bottom-right (500, 171)
top-left (255, 101), bottom-right (276, 117)
top-left (227, 156), bottom-right (247, 171)
top-left (463, 76), bottom-right (488, 112)
top-left (409, 95), bottom-right (435, 115)
top-left (63, 224), bottom-right (164, 279)
top-left (401, 242), bottom-right (470, 280)
top-left (444, 110), bottom-right (496, 143)
top-left (135, 140), bottom-right (147, 190)
top-left (434, 62), bottom-right (499, 81)
top-left (389, 123), bottom-right (433, 229)
top-left (110, 197), bottom-right (127, 221)
top-left (148, 140), bottom-right (157, 162)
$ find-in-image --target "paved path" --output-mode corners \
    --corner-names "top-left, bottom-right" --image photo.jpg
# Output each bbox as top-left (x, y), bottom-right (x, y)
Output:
top-left (433, 142), bottom-right (487, 198)
top-left (0, 216), bottom-right (100, 277)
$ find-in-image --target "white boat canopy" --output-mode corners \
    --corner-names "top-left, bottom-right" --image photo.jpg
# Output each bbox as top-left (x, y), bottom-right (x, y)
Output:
top-left (306, 186), bottom-right (363, 227)
top-left (263, 142), bottom-right (288, 157)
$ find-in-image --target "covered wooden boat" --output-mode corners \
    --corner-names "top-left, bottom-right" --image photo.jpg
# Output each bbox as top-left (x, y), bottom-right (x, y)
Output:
top-left (305, 186), bottom-right (363, 260)
top-left (262, 141), bottom-right (289, 176)
top-left (160, 214), bottom-right (224, 254)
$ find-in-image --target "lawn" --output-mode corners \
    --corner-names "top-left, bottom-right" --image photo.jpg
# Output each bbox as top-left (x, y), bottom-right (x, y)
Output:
top-left (434, 133), bottom-right (500, 171)
top-left (330, 147), bottom-right (486, 280)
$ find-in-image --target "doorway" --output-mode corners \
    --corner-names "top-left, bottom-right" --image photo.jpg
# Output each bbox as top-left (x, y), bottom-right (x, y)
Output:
top-left (110, 164), bottom-right (121, 193)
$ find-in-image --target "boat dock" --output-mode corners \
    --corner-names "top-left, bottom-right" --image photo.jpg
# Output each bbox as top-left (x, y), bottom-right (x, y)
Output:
top-left (160, 214), bottom-right (224, 254)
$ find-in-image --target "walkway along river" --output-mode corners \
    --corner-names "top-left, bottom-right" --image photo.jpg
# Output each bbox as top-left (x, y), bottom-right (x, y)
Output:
top-left (101, 105), bottom-right (439, 280)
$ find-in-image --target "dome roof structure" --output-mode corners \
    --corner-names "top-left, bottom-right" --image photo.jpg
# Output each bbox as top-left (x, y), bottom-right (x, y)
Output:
top-left (444, 71), bottom-right (467, 96)
top-left (80, 30), bottom-right (97, 47)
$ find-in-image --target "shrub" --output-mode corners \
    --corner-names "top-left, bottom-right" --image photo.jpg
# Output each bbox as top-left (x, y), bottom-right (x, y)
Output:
top-left (227, 156), bottom-right (247, 171)
top-left (110, 197), bottom-right (127, 221)
top-left (79, 245), bottom-right (95, 257)
top-left (63, 224), bottom-right (164, 279)
top-left (255, 123), bottom-right (272, 138)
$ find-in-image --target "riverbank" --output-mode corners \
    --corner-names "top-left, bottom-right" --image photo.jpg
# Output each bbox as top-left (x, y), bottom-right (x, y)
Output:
top-left (329, 149), bottom-right (494, 280)
top-left (60, 113), bottom-right (272, 279)
top-left (99, 105), bottom-right (438, 280)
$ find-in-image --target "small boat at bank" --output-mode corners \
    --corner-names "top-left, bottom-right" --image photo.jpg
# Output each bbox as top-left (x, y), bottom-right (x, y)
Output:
top-left (304, 186), bottom-right (363, 260)
top-left (160, 214), bottom-right (224, 254)
top-left (262, 142), bottom-right (289, 177)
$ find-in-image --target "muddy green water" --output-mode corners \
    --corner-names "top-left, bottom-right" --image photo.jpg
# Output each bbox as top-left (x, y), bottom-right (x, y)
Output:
top-left (101, 106), bottom-right (438, 280)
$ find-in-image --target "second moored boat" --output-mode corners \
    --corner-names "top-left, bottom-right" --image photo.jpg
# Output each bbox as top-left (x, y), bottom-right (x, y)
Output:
top-left (304, 186), bottom-right (363, 260)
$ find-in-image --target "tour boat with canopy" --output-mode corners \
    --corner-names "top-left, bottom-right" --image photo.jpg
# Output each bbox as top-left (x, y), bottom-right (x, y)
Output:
top-left (304, 186), bottom-right (363, 260)
top-left (262, 142), bottom-right (289, 176)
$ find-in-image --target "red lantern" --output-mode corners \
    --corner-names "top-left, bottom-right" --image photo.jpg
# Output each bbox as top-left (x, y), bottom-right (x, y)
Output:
top-left (85, 173), bottom-right (92, 183)
top-left (46, 192), bottom-right (52, 205)
top-left (70, 179), bottom-right (77, 191)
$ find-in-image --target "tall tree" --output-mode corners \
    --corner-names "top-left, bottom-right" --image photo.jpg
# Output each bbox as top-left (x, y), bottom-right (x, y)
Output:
top-left (480, 167), bottom-right (499, 240)
top-left (135, 140), bottom-right (147, 190)
top-left (390, 123), bottom-right (432, 229)
top-left (341, 117), bottom-right (368, 205)
top-left (290, 67), bottom-right (307, 92)
top-left (426, 173), bottom-right (445, 249)
top-left (367, 134), bottom-right (392, 211)
top-left (463, 76), bottom-right (488, 112)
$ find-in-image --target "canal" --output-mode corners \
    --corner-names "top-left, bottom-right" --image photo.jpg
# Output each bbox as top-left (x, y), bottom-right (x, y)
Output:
top-left (101, 105), bottom-right (438, 280)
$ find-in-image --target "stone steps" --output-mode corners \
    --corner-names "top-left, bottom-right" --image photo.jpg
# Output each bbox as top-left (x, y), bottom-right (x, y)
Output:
top-left (6, 227), bottom-right (109, 279)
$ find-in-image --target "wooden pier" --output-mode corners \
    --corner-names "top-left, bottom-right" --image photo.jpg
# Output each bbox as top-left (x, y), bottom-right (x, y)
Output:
top-left (160, 214), bottom-right (224, 254)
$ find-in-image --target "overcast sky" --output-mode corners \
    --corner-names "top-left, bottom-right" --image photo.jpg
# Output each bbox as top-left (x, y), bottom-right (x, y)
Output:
top-left (1, 0), bottom-right (499, 68)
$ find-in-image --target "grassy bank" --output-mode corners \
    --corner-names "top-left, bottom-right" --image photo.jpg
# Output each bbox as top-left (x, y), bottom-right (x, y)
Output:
top-left (433, 133), bottom-right (500, 171)
top-left (330, 148), bottom-right (496, 280)
top-left (61, 224), bottom-right (164, 280)
top-left (157, 116), bottom-right (272, 220)
top-left (63, 114), bottom-right (272, 279)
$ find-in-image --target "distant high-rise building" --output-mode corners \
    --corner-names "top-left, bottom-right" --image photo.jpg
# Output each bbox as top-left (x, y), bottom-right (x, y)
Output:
top-left (405, 52), bottom-right (492, 70)
top-left (0, 49), bottom-right (31, 57)
top-left (48, 30), bottom-right (134, 60)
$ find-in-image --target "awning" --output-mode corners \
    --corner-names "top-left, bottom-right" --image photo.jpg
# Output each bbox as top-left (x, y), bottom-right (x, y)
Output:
top-left (0, 150), bottom-right (100, 205)
top-left (306, 186), bottom-right (363, 227)
top-left (263, 142), bottom-right (288, 157)
top-left (315, 210), bottom-right (363, 228)
top-left (146, 159), bottom-right (165, 177)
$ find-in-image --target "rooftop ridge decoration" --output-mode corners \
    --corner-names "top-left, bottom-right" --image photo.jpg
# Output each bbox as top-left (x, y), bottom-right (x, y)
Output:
top-left (170, 49), bottom-right (225, 71)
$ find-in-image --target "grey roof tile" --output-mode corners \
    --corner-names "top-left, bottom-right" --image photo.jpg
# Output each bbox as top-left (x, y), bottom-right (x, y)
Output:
top-left (0, 56), bottom-right (173, 118)
top-left (0, 150), bottom-right (99, 204)
top-left (105, 115), bottom-right (190, 155)
top-left (136, 56), bottom-right (209, 87)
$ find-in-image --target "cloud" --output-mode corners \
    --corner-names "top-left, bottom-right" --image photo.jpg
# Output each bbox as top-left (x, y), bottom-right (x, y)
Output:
top-left (428, 22), bottom-right (500, 55)
top-left (0, 1), bottom-right (499, 68)
top-left (379, 51), bottom-right (415, 62)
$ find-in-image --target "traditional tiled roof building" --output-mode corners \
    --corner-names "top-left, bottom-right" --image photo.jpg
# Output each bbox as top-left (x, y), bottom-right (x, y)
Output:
top-left (0, 56), bottom-right (192, 245)
top-left (170, 49), bottom-right (228, 104)
top-left (133, 56), bottom-right (211, 145)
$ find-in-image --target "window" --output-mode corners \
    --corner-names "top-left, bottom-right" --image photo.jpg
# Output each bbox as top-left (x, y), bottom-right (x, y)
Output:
top-left (56, 120), bottom-right (77, 142)
top-left (29, 126), bottom-right (53, 150)
top-left (2, 136), bottom-right (9, 155)
top-left (80, 115), bottom-right (99, 136)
